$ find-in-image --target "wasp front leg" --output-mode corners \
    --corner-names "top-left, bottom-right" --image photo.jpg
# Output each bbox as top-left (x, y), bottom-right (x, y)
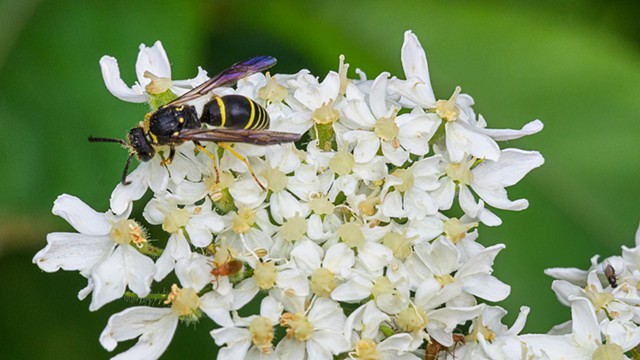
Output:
top-left (160, 146), bottom-right (176, 167)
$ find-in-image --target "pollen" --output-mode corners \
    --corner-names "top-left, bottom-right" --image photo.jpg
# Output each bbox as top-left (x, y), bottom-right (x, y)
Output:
top-left (110, 219), bottom-right (148, 246)
top-left (435, 86), bottom-right (461, 122)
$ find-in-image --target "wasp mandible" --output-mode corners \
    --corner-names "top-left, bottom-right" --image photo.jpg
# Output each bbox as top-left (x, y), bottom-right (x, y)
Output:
top-left (89, 56), bottom-right (300, 190)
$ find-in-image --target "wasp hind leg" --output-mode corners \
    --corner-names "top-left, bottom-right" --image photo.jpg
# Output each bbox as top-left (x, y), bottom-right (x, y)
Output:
top-left (217, 142), bottom-right (267, 191)
top-left (194, 141), bottom-right (221, 184)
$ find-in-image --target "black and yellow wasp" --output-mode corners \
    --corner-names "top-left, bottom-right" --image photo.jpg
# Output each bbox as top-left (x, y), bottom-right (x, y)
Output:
top-left (89, 56), bottom-right (300, 190)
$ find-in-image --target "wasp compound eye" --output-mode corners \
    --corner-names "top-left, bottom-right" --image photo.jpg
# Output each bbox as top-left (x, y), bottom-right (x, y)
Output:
top-left (128, 127), bottom-right (155, 161)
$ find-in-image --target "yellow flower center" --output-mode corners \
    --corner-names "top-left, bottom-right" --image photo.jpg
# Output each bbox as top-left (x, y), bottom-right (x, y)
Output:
top-left (329, 150), bottom-right (355, 176)
top-left (352, 338), bottom-right (381, 360)
top-left (231, 207), bottom-right (256, 234)
top-left (165, 284), bottom-right (201, 319)
top-left (391, 168), bottom-right (414, 192)
top-left (396, 305), bottom-right (428, 332)
top-left (280, 312), bottom-right (314, 341)
top-left (258, 73), bottom-right (288, 102)
top-left (281, 214), bottom-right (307, 242)
top-left (443, 218), bottom-right (477, 244)
top-left (254, 261), bottom-right (277, 290)
top-left (382, 232), bottom-right (413, 260)
top-left (162, 207), bottom-right (190, 233)
top-left (143, 71), bottom-right (172, 95)
top-left (262, 167), bottom-right (288, 192)
top-left (445, 158), bottom-right (475, 185)
top-left (249, 316), bottom-right (275, 355)
top-left (338, 221), bottom-right (365, 248)
top-left (312, 100), bottom-right (339, 125)
top-left (310, 268), bottom-right (336, 297)
top-left (110, 219), bottom-right (147, 246)
top-left (308, 194), bottom-right (335, 215)
top-left (373, 116), bottom-right (399, 142)
top-left (435, 86), bottom-right (461, 122)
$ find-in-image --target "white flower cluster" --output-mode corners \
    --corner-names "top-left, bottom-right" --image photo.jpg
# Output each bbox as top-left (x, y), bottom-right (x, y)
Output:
top-left (36, 30), bottom-right (623, 359)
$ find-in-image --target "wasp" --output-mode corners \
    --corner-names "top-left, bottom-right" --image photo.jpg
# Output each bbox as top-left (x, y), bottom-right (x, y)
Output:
top-left (89, 56), bottom-right (300, 190)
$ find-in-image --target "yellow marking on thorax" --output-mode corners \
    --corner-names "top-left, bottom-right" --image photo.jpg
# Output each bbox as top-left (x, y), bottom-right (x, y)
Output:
top-left (215, 97), bottom-right (226, 127)
top-left (244, 97), bottom-right (256, 129)
top-left (149, 131), bottom-right (159, 144)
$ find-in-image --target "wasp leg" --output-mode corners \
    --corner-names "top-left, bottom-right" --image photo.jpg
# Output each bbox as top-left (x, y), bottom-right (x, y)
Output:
top-left (121, 153), bottom-right (134, 185)
top-left (217, 142), bottom-right (267, 191)
top-left (194, 142), bottom-right (220, 183)
top-left (160, 146), bottom-right (176, 166)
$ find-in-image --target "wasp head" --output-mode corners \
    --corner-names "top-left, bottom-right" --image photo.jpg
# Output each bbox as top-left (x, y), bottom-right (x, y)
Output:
top-left (128, 127), bottom-right (155, 161)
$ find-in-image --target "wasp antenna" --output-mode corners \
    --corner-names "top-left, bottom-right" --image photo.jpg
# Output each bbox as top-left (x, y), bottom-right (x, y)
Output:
top-left (88, 136), bottom-right (127, 146)
top-left (120, 153), bottom-right (134, 185)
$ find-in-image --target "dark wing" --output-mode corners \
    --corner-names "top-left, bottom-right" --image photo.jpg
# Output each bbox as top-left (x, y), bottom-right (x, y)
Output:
top-left (173, 128), bottom-right (301, 145)
top-left (168, 56), bottom-right (277, 106)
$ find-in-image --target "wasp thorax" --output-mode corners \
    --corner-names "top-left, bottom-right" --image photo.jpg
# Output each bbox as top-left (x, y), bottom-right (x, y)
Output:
top-left (147, 105), bottom-right (200, 145)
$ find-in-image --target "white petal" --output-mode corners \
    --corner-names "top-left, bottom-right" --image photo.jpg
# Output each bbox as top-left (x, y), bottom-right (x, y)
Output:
top-left (445, 122), bottom-right (500, 163)
top-left (91, 245), bottom-right (154, 310)
top-left (52, 194), bottom-right (111, 235)
top-left (135, 41), bottom-right (171, 88)
top-left (381, 140), bottom-right (409, 166)
top-left (290, 240), bottom-right (323, 274)
top-left (569, 296), bottom-right (600, 347)
top-left (480, 119), bottom-right (544, 141)
top-left (323, 243), bottom-right (355, 275)
top-left (400, 30), bottom-right (435, 105)
top-left (345, 131), bottom-right (379, 164)
top-left (33, 233), bottom-right (114, 272)
top-left (99, 306), bottom-right (177, 360)
top-left (110, 164), bottom-right (149, 215)
top-left (99, 56), bottom-right (148, 103)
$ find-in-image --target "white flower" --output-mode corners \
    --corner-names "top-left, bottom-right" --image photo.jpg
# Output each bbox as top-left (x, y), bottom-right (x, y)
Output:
top-left (210, 295), bottom-right (283, 359)
top-left (33, 194), bottom-right (155, 310)
top-left (99, 306), bottom-right (178, 360)
top-left (522, 296), bottom-right (605, 358)
top-left (275, 297), bottom-right (350, 359)
top-left (434, 147), bottom-right (544, 226)
top-left (100, 40), bottom-right (207, 103)
top-left (389, 31), bottom-right (543, 164)
top-left (100, 256), bottom-right (211, 360)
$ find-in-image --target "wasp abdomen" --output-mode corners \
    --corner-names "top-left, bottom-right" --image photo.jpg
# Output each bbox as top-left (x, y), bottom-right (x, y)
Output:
top-left (202, 94), bottom-right (269, 130)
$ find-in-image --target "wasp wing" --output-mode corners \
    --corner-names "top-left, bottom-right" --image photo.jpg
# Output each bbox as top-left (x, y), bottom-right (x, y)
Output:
top-left (173, 128), bottom-right (301, 145)
top-left (168, 56), bottom-right (277, 106)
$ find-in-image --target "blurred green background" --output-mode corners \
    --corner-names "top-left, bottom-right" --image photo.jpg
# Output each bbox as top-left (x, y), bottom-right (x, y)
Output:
top-left (1, 0), bottom-right (639, 358)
